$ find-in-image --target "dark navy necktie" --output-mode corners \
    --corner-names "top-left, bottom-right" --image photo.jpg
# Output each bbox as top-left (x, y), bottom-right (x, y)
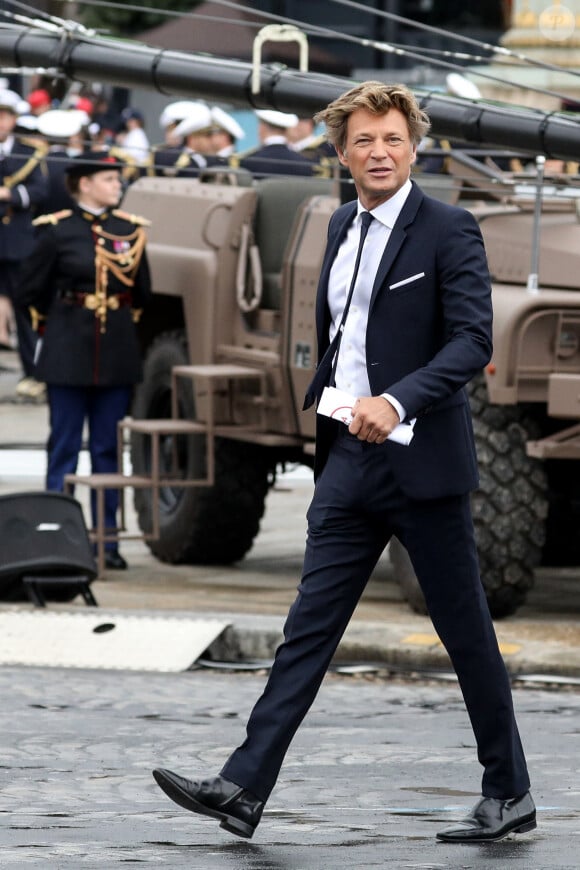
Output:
top-left (303, 211), bottom-right (374, 410)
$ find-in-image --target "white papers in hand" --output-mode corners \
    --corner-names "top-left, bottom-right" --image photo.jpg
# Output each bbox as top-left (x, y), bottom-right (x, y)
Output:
top-left (317, 386), bottom-right (416, 446)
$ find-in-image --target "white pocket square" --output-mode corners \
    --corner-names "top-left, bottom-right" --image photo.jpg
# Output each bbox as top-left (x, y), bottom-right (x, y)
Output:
top-left (389, 271), bottom-right (425, 290)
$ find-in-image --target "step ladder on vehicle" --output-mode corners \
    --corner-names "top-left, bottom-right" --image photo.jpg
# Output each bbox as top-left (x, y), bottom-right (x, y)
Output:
top-left (64, 363), bottom-right (268, 576)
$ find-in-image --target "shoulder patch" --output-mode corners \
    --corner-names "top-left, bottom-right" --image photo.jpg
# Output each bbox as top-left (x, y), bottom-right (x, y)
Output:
top-left (32, 209), bottom-right (73, 227)
top-left (112, 208), bottom-right (152, 227)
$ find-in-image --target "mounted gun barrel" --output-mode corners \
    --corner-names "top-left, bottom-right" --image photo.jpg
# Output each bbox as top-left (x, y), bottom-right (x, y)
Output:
top-left (1, 24), bottom-right (580, 160)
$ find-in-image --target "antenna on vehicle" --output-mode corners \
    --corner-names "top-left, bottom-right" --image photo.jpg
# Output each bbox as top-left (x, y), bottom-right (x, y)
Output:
top-left (527, 155), bottom-right (546, 294)
top-left (252, 24), bottom-right (309, 96)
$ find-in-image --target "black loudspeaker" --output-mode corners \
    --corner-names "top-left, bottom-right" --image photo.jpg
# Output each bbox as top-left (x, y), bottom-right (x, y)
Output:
top-left (0, 491), bottom-right (98, 605)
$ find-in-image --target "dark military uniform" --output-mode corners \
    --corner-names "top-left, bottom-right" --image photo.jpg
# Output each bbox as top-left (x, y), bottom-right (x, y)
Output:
top-left (0, 135), bottom-right (48, 371)
top-left (147, 144), bottom-right (182, 177)
top-left (147, 145), bottom-right (218, 178)
top-left (239, 143), bottom-right (313, 178)
top-left (294, 134), bottom-right (339, 180)
top-left (18, 204), bottom-right (151, 550)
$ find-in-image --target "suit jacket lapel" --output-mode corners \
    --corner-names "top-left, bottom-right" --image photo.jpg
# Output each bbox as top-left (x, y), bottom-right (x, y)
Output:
top-left (370, 181), bottom-right (424, 310)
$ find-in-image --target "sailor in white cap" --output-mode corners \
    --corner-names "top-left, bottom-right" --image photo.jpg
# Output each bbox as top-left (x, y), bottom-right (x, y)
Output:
top-left (255, 109), bottom-right (299, 129)
top-left (0, 87), bottom-right (49, 398)
top-left (150, 101), bottom-right (214, 177)
top-left (36, 108), bottom-right (90, 212)
top-left (0, 88), bottom-right (21, 115)
top-left (171, 103), bottom-right (217, 177)
top-left (239, 108), bottom-right (312, 177)
top-left (158, 100), bottom-right (204, 142)
top-left (210, 106), bottom-right (245, 160)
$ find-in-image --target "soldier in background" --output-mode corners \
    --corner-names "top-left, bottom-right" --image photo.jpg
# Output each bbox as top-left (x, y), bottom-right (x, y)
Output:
top-left (36, 108), bottom-right (91, 213)
top-left (287, 116), bottom-right (339, 179)
top-left (238, 110), bottom-right (313, 178)
top-left (149, 100), bottom-right (207, 176)
top-left (211, 106), bottom-right (245, 161)
top-left (115, 108), bottom-right (150, 167)
top-left (172, 104), bottom-right (217, 177)
top-left (0, 88), bottom-right (48, 402)
top-left (288, 116), bottom-right (336, 161)
top-left (18, 152), bottom-right (151, 571)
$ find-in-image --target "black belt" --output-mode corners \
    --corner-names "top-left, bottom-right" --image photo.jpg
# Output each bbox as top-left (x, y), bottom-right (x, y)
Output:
top-left (61, 291), bottom-right (132, 310)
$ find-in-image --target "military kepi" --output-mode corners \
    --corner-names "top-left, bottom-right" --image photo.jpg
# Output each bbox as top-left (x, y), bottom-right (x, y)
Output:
top-left (64, 151), bottom-right (126, 179)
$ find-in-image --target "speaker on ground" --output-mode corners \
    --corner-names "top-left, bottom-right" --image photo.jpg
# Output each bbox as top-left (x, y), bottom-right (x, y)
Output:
top-left (0, 491), bottom-right (98, 606)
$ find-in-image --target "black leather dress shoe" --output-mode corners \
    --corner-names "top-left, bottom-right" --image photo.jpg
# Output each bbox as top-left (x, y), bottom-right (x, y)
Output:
top-left (437, 791), bottom-right (536, 842)
top-left (104, 551), bottom-right (128, 570)
top-left (152, 769), bottom-right (264, 838)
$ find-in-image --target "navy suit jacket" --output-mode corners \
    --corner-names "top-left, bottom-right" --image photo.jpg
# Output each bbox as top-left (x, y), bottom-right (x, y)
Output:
top-left (310, 181), bottom-right (493, 499)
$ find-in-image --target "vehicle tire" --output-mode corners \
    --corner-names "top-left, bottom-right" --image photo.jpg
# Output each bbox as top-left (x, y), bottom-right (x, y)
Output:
top-left (392, 375), bottom-right (548, 618)
top-left (131, 330), bottom-right (270, 564)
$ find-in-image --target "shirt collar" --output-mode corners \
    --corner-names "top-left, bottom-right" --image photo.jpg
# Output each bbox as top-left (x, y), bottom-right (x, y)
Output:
top-left (77, 203), bottom-right (109, 222)
top-left (0, 135), bottom-right (14, 155)
top-left (78, 203), bottom-right (107, 217)
top-left (263, 135), bottom-right (288, 146)
top-left (357, 178), bottom-right (412, 229)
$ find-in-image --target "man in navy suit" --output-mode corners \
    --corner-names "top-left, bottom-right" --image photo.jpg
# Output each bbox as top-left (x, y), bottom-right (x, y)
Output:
top-left (152, 82), bottom-right (535, 844)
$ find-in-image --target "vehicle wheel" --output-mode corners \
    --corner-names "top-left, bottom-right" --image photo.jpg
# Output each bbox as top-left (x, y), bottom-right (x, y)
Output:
top-left (392, 375), bottom-right (548, 618)
top-left (131, 330), bottom-right (270, 564)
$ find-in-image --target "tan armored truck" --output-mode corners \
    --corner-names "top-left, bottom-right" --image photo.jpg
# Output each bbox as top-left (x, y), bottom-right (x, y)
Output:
top-left (3, 22), bottom-right (580, 616)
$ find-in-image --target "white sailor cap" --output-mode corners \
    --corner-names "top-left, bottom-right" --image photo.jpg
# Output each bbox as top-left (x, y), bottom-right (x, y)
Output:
top-left (15, 113), bottom-right (39, 132)
top-left (0, 89), bottom-right (22, 114)
top-left (255, 109), bottom-right (299, 129)
top-left (37, 108), bottom-right (89, 140)
top-left (445, 73), bottom-right (481, 101)
top-left (210, 106), bottom-right (245, 141)
top-left (173, 104), bottom-right (214, 138)
top-left (159, 100), bottom-right (206, 130)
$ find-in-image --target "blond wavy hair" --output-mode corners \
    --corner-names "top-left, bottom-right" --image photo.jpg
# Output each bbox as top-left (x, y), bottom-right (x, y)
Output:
top-left (315, 81), bottom-right (430, 151)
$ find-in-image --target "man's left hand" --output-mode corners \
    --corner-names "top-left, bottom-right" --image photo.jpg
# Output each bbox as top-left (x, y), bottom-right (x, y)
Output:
top-left (349, 396), bottom-right (400, 443)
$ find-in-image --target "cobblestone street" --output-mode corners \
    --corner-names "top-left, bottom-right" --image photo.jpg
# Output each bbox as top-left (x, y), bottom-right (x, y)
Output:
top-left (1, 666), bottom-right (580, 869)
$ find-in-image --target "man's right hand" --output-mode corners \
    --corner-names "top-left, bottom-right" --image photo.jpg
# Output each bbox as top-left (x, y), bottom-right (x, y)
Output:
top-left (349, 395), bottom-right (400, 443)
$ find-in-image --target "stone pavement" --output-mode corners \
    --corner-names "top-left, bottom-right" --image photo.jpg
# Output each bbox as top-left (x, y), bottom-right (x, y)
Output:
top-left (2, 665), bottom-right (580, 868)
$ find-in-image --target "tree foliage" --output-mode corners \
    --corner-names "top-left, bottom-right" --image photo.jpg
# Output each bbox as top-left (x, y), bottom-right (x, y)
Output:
top-left (79, 1), bottom-right (202, 36)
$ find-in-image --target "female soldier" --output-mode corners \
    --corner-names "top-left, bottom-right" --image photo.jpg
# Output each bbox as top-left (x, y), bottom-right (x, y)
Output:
top-left (19, 151), bottom-right (151, 570)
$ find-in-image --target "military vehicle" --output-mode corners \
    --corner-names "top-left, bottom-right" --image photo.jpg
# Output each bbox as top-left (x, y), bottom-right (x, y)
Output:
top-left (2, 20), bottom-right (580, 616)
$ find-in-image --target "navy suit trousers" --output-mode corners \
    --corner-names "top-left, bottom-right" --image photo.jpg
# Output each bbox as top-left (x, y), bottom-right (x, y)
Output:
top-left (222, 429), bottom-right (530, 803)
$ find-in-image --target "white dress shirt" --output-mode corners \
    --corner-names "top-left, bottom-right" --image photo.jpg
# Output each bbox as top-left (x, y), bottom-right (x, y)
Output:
top-left (121, 127), bottom-right (150, 165)
top-left (328, 178), bottom-right (412, 421)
